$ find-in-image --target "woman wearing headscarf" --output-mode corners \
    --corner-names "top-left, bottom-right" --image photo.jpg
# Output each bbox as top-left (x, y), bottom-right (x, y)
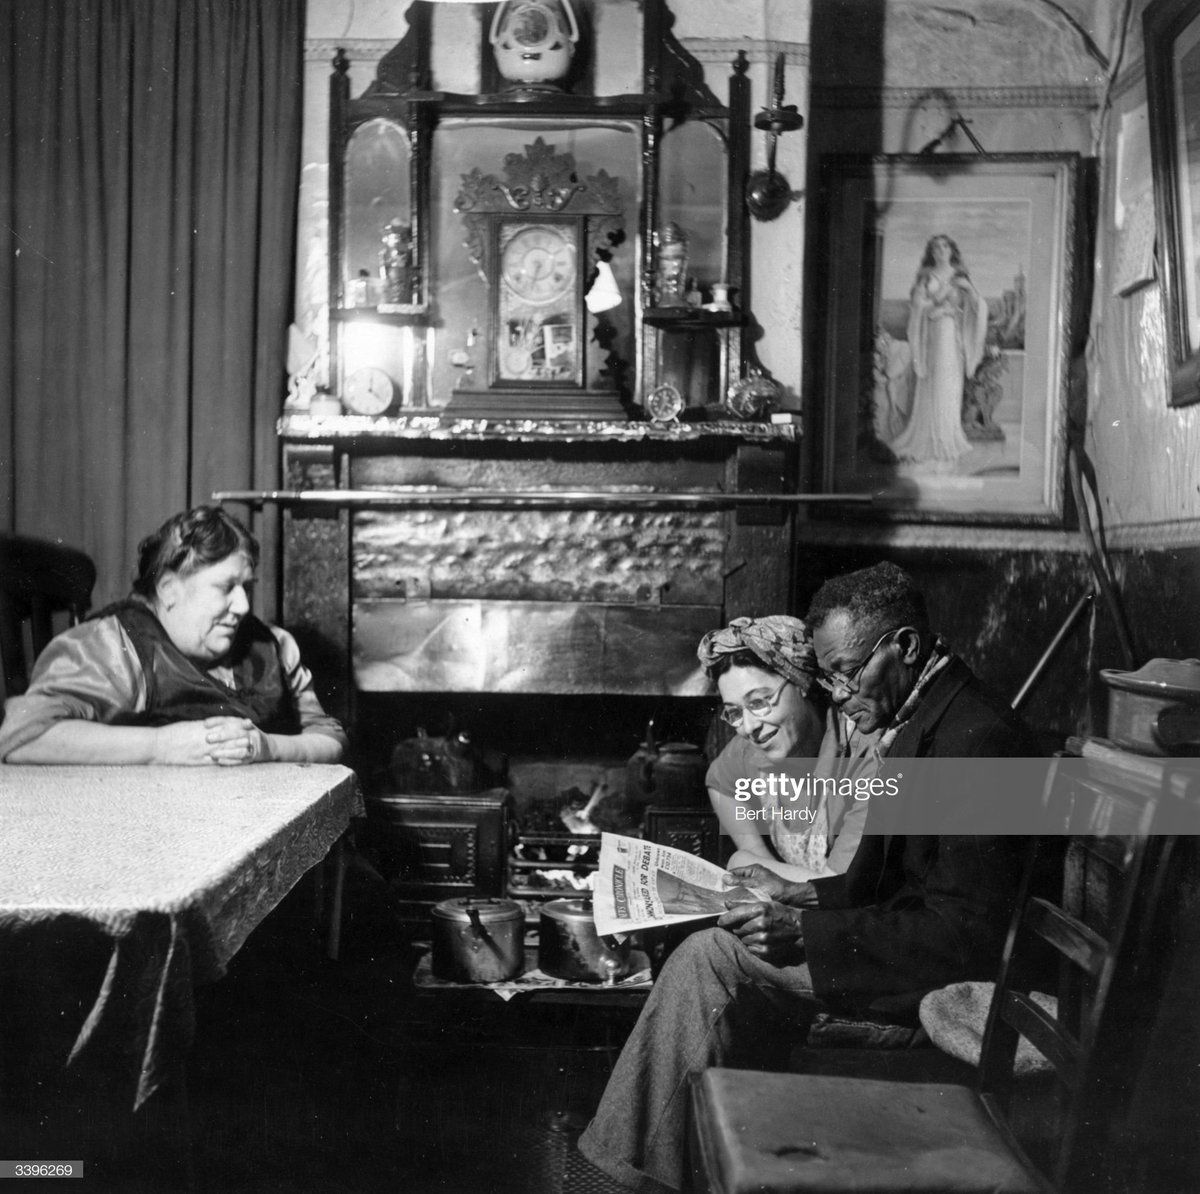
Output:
top-left (698, 615), bottom-right (872, 881)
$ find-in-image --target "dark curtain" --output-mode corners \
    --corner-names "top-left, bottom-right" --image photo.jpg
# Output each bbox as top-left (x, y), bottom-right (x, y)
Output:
top-left (0, 0), bottom-right (303, 608)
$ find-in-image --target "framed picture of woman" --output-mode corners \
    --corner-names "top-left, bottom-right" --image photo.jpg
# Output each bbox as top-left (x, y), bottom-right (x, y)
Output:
top-left (1145, 0), bottom-right (1200, 408)
top-left (816, 154), bottom-right (1081, 526)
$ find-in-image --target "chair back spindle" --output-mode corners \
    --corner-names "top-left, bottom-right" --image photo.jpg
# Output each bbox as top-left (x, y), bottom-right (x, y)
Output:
top-left (978, 754), bottom-right (1190, 1191)
top-left (0, 533), bottom-right (97, 700)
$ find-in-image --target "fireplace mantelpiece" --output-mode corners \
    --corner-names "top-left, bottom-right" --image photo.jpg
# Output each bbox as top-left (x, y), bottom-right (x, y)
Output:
top-left (259, 417), bottom-right (800, 736)
top-left (276, 412), bottom-right (799, 444)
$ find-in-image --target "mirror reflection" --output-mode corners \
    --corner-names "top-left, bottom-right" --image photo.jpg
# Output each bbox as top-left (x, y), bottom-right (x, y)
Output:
top-left (429, 118), bottom-right (640, 407)
top-left (658, 121), bottom-right (728, 293)
top-left (343, 119), bottom-right (412, 305)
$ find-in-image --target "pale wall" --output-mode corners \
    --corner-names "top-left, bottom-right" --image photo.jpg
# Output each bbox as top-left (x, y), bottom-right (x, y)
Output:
top-left (1085, 2), bottom-right (1200, 545)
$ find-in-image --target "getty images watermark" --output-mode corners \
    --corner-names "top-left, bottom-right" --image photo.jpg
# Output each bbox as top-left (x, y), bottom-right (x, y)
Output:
top-left (723, 756), bottom-right (1200, 835)
top-left (732, 773), bottom-right (901, 823)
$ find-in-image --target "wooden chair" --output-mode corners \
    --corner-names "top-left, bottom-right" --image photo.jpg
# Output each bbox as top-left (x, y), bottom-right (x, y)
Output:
top-left (0, 532), bottom-right (96, 700)
top-left (687, 756), bottom-right (1196, 1194)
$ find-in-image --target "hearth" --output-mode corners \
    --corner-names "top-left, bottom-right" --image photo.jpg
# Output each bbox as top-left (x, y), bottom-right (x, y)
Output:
top-left (357, 692), bottom-right (723, 921)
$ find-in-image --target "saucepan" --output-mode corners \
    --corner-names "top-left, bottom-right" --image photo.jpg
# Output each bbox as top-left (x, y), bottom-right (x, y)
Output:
top-left (431, 896), bottom-right (525, 983)
top-left (538, 897), bottom-right (632, 983)
top-left (1099, 658), bottom-right (1200, 757)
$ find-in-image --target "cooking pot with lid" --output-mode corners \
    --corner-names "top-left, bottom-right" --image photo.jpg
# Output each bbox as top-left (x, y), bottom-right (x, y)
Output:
top-left (431, 896), bottom-right (525, 983)
top-left (538, 897), bottom-right (631, 983)
top-left (1099, 658), bottom-right (1200, 757)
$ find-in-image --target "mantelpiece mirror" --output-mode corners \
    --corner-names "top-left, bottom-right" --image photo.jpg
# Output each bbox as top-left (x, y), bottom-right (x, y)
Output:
top-left (657, 121), bottom-right (729, 292)
top-left (327, 0), bottom-right (751, 421)
top-left (342, 119), bottom-right (412, 308)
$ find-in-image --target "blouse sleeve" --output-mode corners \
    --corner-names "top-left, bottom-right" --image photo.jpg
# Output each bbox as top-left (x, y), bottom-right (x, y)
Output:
top-left (0, 617), bottom-right (146, 761)
top-left (268, 625), bottom-right (349, 747)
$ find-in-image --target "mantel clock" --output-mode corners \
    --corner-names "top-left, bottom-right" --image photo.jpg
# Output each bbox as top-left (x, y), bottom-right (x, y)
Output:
top-left (452, 136), bottom-right (624, 416)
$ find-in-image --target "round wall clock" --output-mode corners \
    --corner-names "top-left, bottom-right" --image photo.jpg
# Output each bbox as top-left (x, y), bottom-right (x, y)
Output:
top-left (344, 366), bottom-right (396, 415)
top-left (500, 225), bottom-right (577, 305)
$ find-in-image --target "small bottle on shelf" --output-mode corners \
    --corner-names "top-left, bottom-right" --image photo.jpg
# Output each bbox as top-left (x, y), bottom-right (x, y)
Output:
top-left (349, 269), bottom-right (370, 308)
top-left (703, 281), bottom-right (733, 313)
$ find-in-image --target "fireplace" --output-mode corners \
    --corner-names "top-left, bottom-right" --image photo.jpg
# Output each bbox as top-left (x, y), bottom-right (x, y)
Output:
top-left (271, 415), bottom-right (796, 920)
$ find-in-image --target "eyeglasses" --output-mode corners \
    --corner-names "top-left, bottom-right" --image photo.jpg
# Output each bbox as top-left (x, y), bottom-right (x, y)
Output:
top-left (813, 629), bottom-right (899, 695)
top-left (720, 678), bottom-right (790, 728)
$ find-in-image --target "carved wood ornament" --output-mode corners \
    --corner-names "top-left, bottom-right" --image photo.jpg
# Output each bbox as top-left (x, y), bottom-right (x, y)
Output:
top-left (455, 136), bottom-right (624, 280)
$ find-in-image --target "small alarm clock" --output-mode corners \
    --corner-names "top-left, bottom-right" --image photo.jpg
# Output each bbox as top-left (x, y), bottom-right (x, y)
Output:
top-left (645, 383), bottom-right (684, 424)
top-left (344, 367), bottom-right (396, 415)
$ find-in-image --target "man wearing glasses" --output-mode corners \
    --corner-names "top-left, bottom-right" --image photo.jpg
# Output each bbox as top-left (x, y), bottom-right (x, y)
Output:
top-left (577, 561), bottom-right (1039, 1194)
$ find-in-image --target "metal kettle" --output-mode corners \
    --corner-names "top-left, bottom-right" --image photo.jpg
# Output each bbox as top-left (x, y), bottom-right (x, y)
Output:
top-left (626, 719), bottom-right (707, 808)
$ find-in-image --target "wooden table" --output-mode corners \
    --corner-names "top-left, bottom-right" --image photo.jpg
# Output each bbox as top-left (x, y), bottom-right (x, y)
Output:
top-left (0, 763), bottom-right (360, 1109)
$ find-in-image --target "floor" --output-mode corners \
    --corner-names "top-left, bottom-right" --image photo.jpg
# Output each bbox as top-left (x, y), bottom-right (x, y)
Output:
top-left (5, 860), bottom-right (637, 1194)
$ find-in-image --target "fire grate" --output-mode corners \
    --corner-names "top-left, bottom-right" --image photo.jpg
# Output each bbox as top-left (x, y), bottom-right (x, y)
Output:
top-left (509, 832), bottom-right (601, 900)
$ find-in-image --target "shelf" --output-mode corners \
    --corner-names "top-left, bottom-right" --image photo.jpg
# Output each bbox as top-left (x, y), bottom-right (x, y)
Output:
top-left (331, 304), bottom-right (429, 324)
top-left (436, 90), bottom-right (669, 117)
top-left (276, 412), bottom-right (799, 444)
top-left (642, 308), bottom-right (745, 329)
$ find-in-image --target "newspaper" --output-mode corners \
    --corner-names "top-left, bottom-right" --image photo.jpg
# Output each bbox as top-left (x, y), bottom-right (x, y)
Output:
top-left (593, 832), bottom-right (769, 937)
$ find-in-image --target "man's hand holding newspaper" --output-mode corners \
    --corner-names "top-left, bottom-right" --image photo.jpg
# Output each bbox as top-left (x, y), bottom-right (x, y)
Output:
top-left (593, 833), bottom-right (776, 936)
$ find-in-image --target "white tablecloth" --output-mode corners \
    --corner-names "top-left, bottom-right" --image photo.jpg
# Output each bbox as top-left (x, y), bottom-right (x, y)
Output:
top-left (0, 763), bottom-right (361, 1107)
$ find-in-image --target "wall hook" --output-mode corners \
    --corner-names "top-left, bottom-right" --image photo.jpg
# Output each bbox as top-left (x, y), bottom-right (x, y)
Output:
top-left (918, 114), bottom-right (986, 156)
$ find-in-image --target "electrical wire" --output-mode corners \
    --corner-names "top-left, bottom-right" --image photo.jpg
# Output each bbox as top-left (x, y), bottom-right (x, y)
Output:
top-left (1035, 0), bottom-right (1111, 70)
top-left (1091, 0), bottom-right (1137, 158)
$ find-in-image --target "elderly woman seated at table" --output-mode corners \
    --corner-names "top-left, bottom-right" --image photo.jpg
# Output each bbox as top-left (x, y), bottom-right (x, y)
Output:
top-left (0, 505), bottom-right (346, 765)
top-left (698, 615), bottom-right (874, 882)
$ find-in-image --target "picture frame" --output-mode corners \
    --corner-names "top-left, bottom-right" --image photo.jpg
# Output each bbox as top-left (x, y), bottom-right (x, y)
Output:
top-left (1144, 0), bottom-right (1200, 408)
top-left (817, 154), bottom-right (1080, 525)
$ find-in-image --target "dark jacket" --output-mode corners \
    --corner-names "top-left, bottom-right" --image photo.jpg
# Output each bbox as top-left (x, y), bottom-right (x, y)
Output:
top-left (802, 655), bottom-right (1041, 1021)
